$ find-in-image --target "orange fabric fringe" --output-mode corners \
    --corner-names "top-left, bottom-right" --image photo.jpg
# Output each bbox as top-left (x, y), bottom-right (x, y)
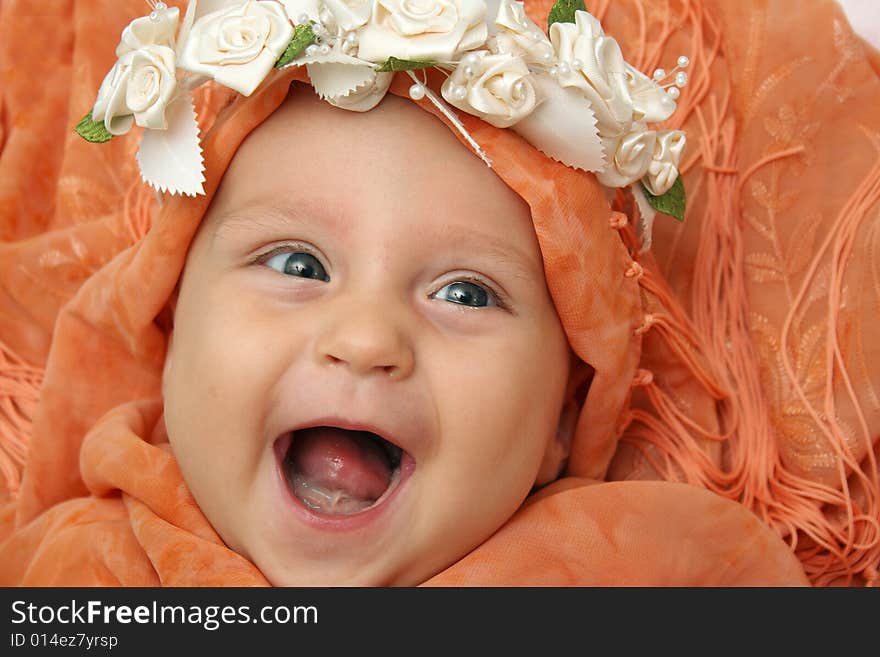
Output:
top-left (586, 0), bottom-right (880, 585)
top-left (0, 0), bottom-right (878, 585)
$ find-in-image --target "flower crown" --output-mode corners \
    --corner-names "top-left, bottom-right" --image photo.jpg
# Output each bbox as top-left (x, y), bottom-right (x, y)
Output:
top-left (77, 0), bottom-right (688, 222)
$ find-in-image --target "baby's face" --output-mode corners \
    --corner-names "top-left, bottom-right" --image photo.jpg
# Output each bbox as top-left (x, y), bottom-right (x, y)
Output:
top-left (163, 86), bottom-right (571, 585)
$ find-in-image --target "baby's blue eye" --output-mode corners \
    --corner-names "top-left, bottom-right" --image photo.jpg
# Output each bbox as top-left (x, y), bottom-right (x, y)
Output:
top-left (433, 281), bottom-right (494, 308)
top-left (264, 251), bottom-right (329, 282)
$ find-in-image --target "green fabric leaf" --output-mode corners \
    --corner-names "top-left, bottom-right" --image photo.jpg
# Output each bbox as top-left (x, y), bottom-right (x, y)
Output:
top-left (548, 0), bottom-right (586, 29)
top-left (641, 176), bottom-right (686, 222)
top-left (274, 23), bottom-right (316, 68)
top-left (74, 111), bottom-right (113, 143)
top-left (376, 57), bottom-right (435, 72)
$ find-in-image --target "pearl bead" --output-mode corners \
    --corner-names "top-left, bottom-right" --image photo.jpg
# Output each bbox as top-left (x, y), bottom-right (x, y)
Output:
top-left (667, 87), bottom-right (680, 99)
top-left (677, 55), bottom-right (690, 68)
top-left (549, 65), bottom-right (559, 77)
top-left (155, 1), bottom-right (166, 9)
top-left (557, 62), bottom-right (571, 76)
top-left (653, 68), bottom-right (666, 81)
top-left (461, 53), bottom-right (480, 68)
top-left (318, 44), bottom-right (331, 55)
top-left (451, 85), bottom-right (467, 100)
top-left (572, 59), bottom-right (583, 69)
top-left (305, 44), bottom-right (319, 57)
top-left (149, 11), bottom-right (158, 21)
top-left (462, 65), bottom-right (476, 78)
top-left (345, 32), bottom-right (359, 45)
top-left (298, 13), bottom-right (310, 24)
top-left (541, 50), bottom-right (553, 62)
top-left (531, 31), bottom-right (542, 42)
top-left (675, 71), bottom-right (688, 87)
top-left (409, 83), bottom-right (426, 100)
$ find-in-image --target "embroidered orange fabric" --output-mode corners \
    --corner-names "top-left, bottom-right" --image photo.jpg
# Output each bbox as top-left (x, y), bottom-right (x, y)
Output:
top-left (0, 0), bottom-right (876, 585)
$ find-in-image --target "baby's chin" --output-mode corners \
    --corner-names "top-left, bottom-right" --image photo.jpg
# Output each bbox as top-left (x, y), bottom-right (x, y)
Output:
top-left (254, 550), bottom-right (428, 587)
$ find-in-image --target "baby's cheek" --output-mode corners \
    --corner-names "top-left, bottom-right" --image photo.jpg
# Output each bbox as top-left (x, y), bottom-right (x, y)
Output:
top-left (167, 290), bottom-right (256, 436)
top-left (440, 353), bottom-right (550, 468)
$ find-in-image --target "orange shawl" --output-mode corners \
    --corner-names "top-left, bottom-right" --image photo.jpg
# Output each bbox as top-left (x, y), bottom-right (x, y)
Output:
top-left (1, 0), bottom-right (877, 585)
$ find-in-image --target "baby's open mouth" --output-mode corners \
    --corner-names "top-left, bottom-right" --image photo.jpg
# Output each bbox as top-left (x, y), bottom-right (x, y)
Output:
top-left (281, 426), bottom-right (404, 515)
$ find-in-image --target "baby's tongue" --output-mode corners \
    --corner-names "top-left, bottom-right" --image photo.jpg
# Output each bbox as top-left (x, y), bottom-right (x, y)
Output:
top-left (285, 427), bottom-right (392, 515)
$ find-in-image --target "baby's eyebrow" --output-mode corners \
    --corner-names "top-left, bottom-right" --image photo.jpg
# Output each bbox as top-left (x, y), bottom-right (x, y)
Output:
top-left (430, 224), bottom-right (541, 282)
top-left (209, 199), bottom-right (345, 243)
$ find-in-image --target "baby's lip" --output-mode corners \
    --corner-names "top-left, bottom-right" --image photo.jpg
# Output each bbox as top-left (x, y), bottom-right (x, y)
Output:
top-left (266, 381), bottom-right (436, 465)
top-left (278, 415), bottom-right (428, 463)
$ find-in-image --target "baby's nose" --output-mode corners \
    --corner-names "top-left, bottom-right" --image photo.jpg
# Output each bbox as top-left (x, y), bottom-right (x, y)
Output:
top-left (315, 303), bottom-right (415, 379)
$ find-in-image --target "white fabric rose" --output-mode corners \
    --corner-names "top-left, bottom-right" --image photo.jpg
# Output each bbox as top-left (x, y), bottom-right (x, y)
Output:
top-left (322, 0), bottom-right (373, 31)
top-left (177, 0), bottom-right (294, 96)
top-left (279, 0), bottom-right (321, 21)
top-left (596, 125), bottom-right (657, 188)
top-left (93, 47), bottom-right (179, 134)
top-left (487, 0), bottom-right (552, 64)
top-left (297, 49), bottom-right (393, 110)
top-left (91, 8), bottom-right (180, 135)
top-left (550, 10), bottom-right (634, 136)
top-left (325, 70), bottom-right (394, 111)
top-left (441, 51), bottom-right (537, 127)
top-left (357, 0), bottom-right (489, 62)
top-left (624, 63), bottom-right (676, 124)
top-left (116, 7), bottom-right (179, 55)
top-left (644, 129), bottom-right (685, 195)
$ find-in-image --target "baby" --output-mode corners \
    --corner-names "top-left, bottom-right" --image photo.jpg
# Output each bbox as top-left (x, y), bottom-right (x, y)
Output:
top-left (0, 0), bottom-right (820, 588)
top-left (161, 83), bottom-right (577, 586)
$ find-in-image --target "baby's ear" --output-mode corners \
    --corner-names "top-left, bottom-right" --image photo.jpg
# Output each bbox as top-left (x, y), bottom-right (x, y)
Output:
top-left (534, 397), bottom-right (578, 487)
top-left (534, 355), bottom-right (591, 487)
